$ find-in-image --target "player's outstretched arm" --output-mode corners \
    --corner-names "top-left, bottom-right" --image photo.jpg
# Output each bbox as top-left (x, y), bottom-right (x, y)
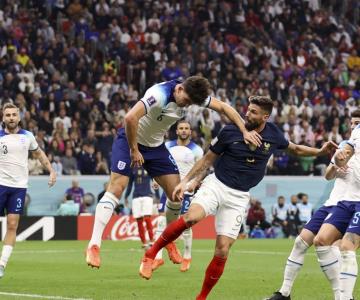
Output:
top-left (208, 97), bottom-right (262, 147)
top-left (124, 101), bottom-right (146, 167)
top-left (286, 141), bottom-right (338, 157)
top-left (32, 148), bottom-right (56, 187)
top-left (172, 150), bottom-right (218, 201)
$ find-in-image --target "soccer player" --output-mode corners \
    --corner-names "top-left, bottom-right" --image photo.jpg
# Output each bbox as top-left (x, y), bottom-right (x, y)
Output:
top-left (265, 111), bottom-right (360, 300)
top-left (124, 166), bottom-right (156, 249)
top-left (153, 120), bottom-right (203, 272)
top-left (0, 103), bottom-right (56, 278)
top-left (138, 96), bottom-right (337, 300)
top-left (86, 76), bottom-right (262, 268)
top-left (321, 118), bottom-right (360, 300)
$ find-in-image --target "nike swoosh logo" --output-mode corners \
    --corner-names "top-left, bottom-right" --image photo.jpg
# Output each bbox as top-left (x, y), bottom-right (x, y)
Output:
top-left (349, 225), bottom-right (358, 229)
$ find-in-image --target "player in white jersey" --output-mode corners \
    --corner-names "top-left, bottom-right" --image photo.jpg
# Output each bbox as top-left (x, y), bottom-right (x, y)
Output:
top-left (86, 76), bottom-right (262, 268)
top-left (0, 103), bottom-right (56, 278)
top-left (325, 110), bottom-right (360, 300)
top-left (152, 120), bottom-right (203, 272)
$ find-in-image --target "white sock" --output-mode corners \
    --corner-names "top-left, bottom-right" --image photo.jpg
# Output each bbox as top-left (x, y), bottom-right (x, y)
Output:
top-left (182, 227), bottom-right (192, 259)
top-left (0, 245), bottom-right (13, 267)
top-left (279, 236), bottom-right (309, 297)
top-left (155, 215), bottom-right (166, 260)
top-left (88, 192), bottom-right (119, 248)
top-left (316, 246), bottom-right (341, 299)
top-left (165, 199), bottom-right (181, 224)
top-left (340, 251), bottom-right (357, 300)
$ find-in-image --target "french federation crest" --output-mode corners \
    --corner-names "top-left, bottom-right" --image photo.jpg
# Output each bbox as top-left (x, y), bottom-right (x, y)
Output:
top-left (248, 143), bottom-right (257, 151)
top-left (263, 142), bottom-right (271, 153)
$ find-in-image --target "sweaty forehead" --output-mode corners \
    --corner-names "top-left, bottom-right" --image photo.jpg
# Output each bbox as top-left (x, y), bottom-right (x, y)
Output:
top-left (4, 109), bottom-right (18, 115)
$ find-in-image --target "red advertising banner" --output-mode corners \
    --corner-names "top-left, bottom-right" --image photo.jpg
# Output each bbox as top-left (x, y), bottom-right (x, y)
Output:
top-left (78, 215), bottom-right (216, 240)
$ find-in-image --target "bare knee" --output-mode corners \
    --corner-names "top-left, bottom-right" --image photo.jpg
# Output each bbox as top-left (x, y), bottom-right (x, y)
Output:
top-left (182, 204), bottom-right (206, 226)
top-left (313, 235), bottom-right (328, 247)
top-left (182, 212), bottom-right (199, 226)
top-left (215, 242), bottom-right (230, 258)
top-left (7, 220), bottom-right (19, 232)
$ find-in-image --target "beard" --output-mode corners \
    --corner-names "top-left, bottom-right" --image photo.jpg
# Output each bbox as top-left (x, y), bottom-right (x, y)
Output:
top-left (178, 134), bottom-right (190, 141)
top-left (245, 120), bottom-right (260, 131)
top-left (5, 122), bottom-right (19, 130)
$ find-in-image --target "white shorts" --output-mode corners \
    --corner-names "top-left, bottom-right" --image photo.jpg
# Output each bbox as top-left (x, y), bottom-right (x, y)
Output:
top-left (132, 196), bottom-right (154, 219)
top-left (191, 173), bottom-right (250, 239)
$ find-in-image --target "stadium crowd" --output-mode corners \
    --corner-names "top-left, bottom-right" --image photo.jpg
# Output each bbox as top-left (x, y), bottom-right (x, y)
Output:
top-left (0, 0), bottom-right (359, 176)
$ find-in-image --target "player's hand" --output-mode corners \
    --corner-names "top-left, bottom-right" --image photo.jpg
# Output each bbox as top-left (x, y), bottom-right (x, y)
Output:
top-left (130, 149), bottom-right (144, 167)
top-left (48, 170), bottom-right (56, 187)
top-left (243, 130), bottom-right (262, 147)
top-left (186, 180), bottom-right (200, 194)
top-left (172, 182), bottom-right (187, 202)
top-left (335, 148), bottom-right (352, 162)
top-left (336, 164), bottom-right (349, 177)
top-left (319, 141), bottom-right (338, 155)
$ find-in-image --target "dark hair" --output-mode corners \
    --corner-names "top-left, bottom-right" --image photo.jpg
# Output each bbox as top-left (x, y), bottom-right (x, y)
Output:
top-left (351, 109), bottom-right (360, 118)
top-left (249, 96), bottom-right (274, 115)
top-left (176, 119), bottom-right (190, 128)
top-left (183, 76), bottom-right (211, 105)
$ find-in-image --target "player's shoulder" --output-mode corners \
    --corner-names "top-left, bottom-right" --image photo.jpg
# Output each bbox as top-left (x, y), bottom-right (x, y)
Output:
top-left (187, 141), bottom-right (204, 155)
top-left (0, 129), bottom-right (6, 137)
top-left (220, 124), bottom-right (241, 135)
top-left (165, 139), bottom-right (178, 148)
top-left (266, 122), bottom-right (284, 135)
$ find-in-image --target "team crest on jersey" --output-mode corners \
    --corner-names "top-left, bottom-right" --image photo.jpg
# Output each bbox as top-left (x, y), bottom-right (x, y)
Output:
top-left (146, 96), bottom-right (156, 106)
top-left (263, 142), bottom-right (271, 153)
top-left (117, 160), bottom-right (127, 170)
top-left (248, 144), bottom-right (257, 151)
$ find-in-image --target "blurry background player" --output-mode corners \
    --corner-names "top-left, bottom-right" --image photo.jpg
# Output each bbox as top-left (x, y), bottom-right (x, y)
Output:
top-left (125, 166), bottom-right (157, 249)
top-left (0, 103), bottom-right (56, 278)
top-left (139, 96), bottom-right (337, 300)
top-left (86, 76), bottom-right (261, 268)
top-left (153, 120), bottom-right (203, 272)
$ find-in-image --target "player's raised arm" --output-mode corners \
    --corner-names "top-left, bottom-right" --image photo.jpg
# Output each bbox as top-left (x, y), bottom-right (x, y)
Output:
top-left (286, 141), bottom-right (338, 157)
top-left (172, 150), bottom-right (218, 201)
top-left (124, 101), bottom-right (146, 167)
top-left (208, 97), bottom-right (262, 147)
top-left (31, 148), bottom-right (56, 187)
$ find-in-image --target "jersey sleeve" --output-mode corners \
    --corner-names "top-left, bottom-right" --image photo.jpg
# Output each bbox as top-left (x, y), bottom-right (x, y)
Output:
top-left (140, 85), bottom-right (167, 113)
top-left (209, 127), bottom-right (230, 155)
top-left (28, 131), bottom-right (39, 151)
top-left (194, 145), bottom-right (204, 161)
top-left (276, 128), bottom-right (290, 150)
top-left (348, 126), bottom-right (360, 148)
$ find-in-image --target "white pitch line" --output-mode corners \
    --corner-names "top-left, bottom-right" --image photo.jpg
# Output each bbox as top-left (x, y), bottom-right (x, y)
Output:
top-left (0, 292), bottom-right (92, 300)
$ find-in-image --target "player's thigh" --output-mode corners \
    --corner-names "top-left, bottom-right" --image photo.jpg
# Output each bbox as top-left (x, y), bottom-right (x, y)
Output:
top-left (142, 196), bottom-right (153, 216)
top-left (299, 228), bottom-right (316, 246)
top-left (132, 197), bottom-right (142, 219)
top-left (184, 203), bottom-right (207, 224)
top-left (214, 235), bottom-right (237, 258)
top-left (314, 223), bottom-right (343, 246)
top-left (154, 174), bottom-right (180, 201)
top-left (107, 172), bottom-right (129, 198)
top-left (0, 186), bottom-right (9, 216)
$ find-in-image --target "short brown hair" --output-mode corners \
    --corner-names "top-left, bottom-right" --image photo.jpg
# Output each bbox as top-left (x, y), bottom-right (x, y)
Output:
top-left (249, 96), bottom-right (274, 115)
top-left (183, 76), bottom-right (211, 105)
top-left (351, 109), bottom-right (360, 118)
top-left (176, 119), bottom-right (191, 128)
top-left (2, 103), bottom-right (18, 112)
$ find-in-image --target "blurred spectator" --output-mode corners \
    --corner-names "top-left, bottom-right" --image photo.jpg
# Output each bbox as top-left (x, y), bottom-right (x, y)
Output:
top-left (65, 180), bottom-right (85, 213)
top-left (51, 156), bottom-right (63, 176)
top-left (272, 196), bottom-right (289, 237)
top-left (246, 198), bottom-right (271, 232)
top-left (57, 194), bottom-right (80, 216)
top-left (97, 182), bottom-right (108, 202)
top-left (78, 144), bottom-right (96, 175)
top-left (297, 193), bottom-right (314, 225)
top-left (286, 195), bottom-right (301, 237)
top-left (61, 148), bottom-right (79, 175)
top-left (95, 151), bottom-right (109, 175)
top-left (82, 193), bottom-right (96, 215)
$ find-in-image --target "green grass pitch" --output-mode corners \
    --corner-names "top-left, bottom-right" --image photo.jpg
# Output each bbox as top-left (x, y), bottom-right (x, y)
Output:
top-left (0, 239), bottom-right (357, 300)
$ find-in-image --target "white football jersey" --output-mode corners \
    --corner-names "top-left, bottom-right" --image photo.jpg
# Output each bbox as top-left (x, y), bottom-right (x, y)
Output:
top-left (342, 125), bottom-right (360, 202)
top-left (138, 80), bottom-right (211, 147)
top-left (325, 140), bottom-right (354, 206)
top-left (0, 129), bottom-right (39, 188)
top-left (165, 140), bottom-right (203, 179)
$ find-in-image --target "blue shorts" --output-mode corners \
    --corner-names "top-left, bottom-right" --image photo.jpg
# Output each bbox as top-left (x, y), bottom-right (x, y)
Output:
top-left (111, 128), bottom-right (179, 178)
top-left (158, 192), bottom-right (191, 215)
top-left (0, 185), bottom-right (27, 215)
top-left (323, 201), bottom-right (360, 235)
top-left (303, 206), bottom-right (333, 234)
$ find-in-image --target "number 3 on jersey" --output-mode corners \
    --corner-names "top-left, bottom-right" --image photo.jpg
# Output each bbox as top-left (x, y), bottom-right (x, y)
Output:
top-left (1, 144), bottom-right (8, 154)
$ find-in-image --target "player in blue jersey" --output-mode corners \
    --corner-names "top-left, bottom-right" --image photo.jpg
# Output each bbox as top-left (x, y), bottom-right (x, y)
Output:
top-left (266, 110), bottom-right (360, 300)
top-left (86, 76), bottom-right (262, 268)
top-left (124, 166), bottom-right (157, 249)
top-left (139, 96), bottom-right (337, 299)
top-left (153, 120), bottom-right (203, 272)
top-left (0, 103), bottom-right (56, 278)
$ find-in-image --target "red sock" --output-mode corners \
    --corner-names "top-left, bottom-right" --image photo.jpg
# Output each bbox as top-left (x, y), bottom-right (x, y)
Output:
top-left (145, 216), bottom-right (190, 259)
top-left (196, 255), bottom-right (227, 300)
top-left (136, 218), bottom-right (146, 244)
top-left (144, 216), bottom-right (154, 241)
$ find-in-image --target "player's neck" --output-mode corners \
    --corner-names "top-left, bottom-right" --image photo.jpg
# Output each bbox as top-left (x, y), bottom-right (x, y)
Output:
top-left (254, 123), bottom-right (266, 133)
top-left (5, 127), bottom-right (20, 134)
top-left (177, 138), bottom-right (190, 146)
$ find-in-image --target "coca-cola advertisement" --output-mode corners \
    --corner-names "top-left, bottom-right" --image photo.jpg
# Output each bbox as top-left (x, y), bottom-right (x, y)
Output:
top-left (77, 215), bottom-right (217, 240)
